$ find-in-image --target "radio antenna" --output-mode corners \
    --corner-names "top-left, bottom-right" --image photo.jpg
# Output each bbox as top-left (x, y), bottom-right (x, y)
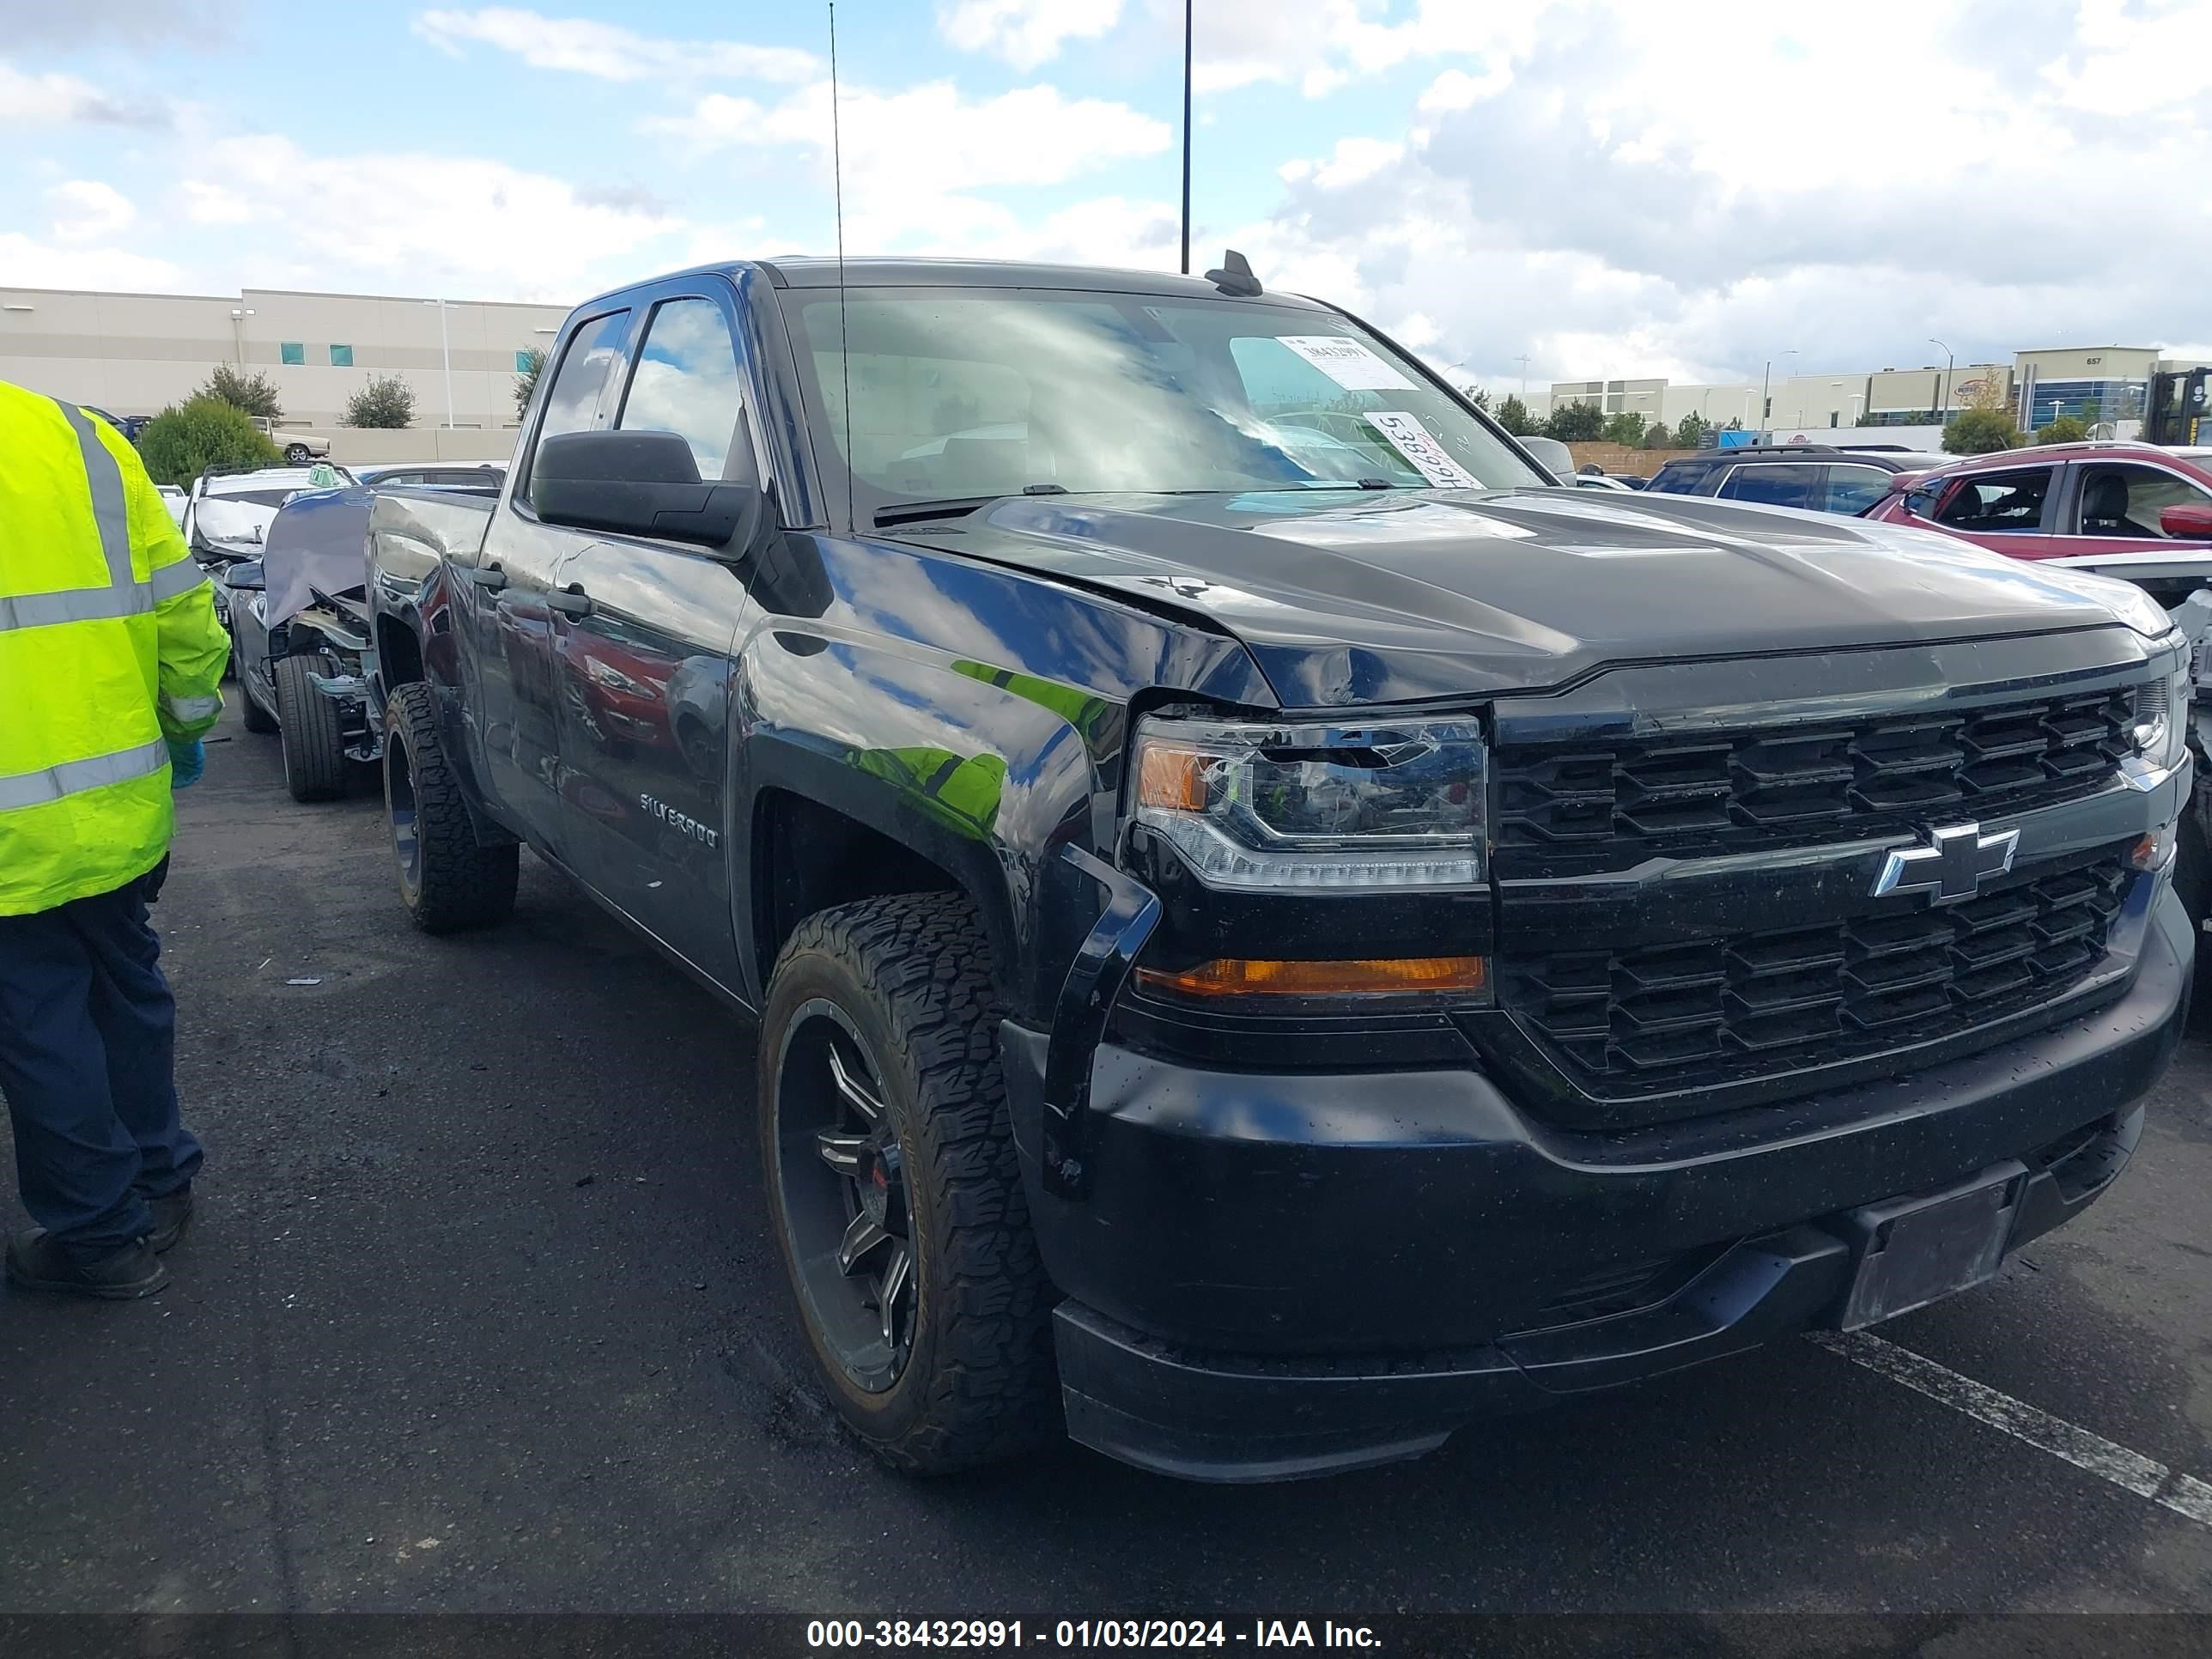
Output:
top-left (830, 3), bottom-right (854, 533)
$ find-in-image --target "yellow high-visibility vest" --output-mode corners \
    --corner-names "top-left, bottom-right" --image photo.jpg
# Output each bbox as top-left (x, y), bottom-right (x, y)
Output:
top-left (0, 381), bottom-right (230, 915)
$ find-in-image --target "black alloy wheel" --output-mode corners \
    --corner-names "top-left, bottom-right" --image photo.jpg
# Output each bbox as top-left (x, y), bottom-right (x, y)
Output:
top-left (772, 999), bottom-right (917, 1394)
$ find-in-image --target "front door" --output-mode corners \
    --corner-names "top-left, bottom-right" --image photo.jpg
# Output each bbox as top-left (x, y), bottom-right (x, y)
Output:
top-left (1911, 464), bottom-right (2060, 559)
top-left (463, 306), bottom-right (633, 854)
top-left (549, 290), bottom-right (753, 992)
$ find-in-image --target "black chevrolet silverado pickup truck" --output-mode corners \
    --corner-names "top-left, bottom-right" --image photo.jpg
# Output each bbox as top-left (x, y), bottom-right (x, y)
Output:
top-left (364, 256), bottom-right (2193, 1482)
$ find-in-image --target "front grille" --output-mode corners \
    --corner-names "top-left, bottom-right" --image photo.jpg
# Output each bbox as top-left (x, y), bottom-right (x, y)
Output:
top-left (1496, 686), bottom-right (2140, 855)
top-left (1500, 854), bottom-right (2130, 1091)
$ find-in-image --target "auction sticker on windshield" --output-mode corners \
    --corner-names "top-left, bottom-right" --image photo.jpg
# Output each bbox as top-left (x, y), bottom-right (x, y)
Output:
top-left (1278, 336), bottom-right (1416, 392)
top-left (1364, 411), bottom-right (1481, 488)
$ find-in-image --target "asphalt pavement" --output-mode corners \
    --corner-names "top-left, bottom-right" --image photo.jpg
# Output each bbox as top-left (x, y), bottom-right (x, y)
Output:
top-left (3, 702), bottom-right (2212, 1620)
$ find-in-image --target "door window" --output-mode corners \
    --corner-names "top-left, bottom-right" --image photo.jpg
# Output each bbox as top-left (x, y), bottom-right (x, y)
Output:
top-left (2076, 463), bottom-right (2212, 538)
top-left (617, 298), bottom-right (747, 480)
top-left (1719, 464), bottom-right (1819, 509)
top-left (1936, 468), bottom-right (2052, 533)
top-left (1824, 465), bottom-right (1893, 514)
top-left (523, 309), bottom-right (631, 505)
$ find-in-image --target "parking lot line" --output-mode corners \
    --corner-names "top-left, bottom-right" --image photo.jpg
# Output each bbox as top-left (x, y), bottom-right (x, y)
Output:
top-left (1810, 1330), bottom-right (2212, 1528)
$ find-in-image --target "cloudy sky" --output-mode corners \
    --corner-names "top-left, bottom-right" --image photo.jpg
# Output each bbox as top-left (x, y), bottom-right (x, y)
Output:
top-left (4, 0), bottom-right (2209, 390)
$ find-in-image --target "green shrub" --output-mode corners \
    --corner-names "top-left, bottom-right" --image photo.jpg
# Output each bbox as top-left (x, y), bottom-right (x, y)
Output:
top-left (1942, 408), bottom-right (2021, 455)
top-left (2034, 415), bottom-right (2087, 444)
top-left (137, 396), bottom-right (283, 486)
top-left (1544, 401), bottom-right (1604, 441)
top-left (1494, 393), bottom-right (1538, 436)
top-left (195, 363), bottom-right (283, 418)
top-left (344, 373), bottom-right (416, 428)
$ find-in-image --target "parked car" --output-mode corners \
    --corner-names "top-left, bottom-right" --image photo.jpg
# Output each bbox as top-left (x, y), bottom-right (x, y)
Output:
top-left (364, 255), bottom-right (2190, 1483)
top-left (1862, 441), bottom-right (2212, 596)
top-left (1646, 443), bottom-right (1933, 516)
top-left (182, 464), bottom-right (355, 662)
top-left (252, 416), bottom-right (334, 464)
top-left (226, 484), bottom-right (381, 801)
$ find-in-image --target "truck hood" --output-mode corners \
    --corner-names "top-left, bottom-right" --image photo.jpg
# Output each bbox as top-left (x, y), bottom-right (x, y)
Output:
top-left (916, 488), bottom-right (2135, 705)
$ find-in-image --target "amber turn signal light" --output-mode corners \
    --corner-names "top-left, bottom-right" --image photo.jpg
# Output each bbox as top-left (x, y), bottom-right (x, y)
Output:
top-left (1136, 744), bottom-right (1210, 812)
top-left (1136, 955), bottom-right (1488, 999)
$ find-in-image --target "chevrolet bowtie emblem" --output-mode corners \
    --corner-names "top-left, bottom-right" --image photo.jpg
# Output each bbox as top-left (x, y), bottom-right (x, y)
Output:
top-left (1871, 821), bottom-right (2020, 906)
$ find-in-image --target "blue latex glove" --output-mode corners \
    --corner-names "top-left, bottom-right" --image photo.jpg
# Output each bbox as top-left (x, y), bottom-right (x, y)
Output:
top-left (166, 738), bottom-right (205, 789)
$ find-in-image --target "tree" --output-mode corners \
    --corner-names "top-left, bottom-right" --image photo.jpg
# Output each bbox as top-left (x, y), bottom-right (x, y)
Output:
top-left (196, 363), bottom-right (283, 419)
top-left (1494, 394), bottom-right (1539, 436)
top-left (1942, 408), bottom-right (2021, 455)
top-left (2035, 415), bottom-right (2088, 445)
top-left (1674, 410), bottom-right (1711, 449)
top-left (1544, 401), bottom-right (1604, 441)
top-left (1642, 422), bottom-right (1674, 449)
top-left (344, 373), bottom-right (417, 428)
top-left (136, 396), bottom-right (282, 487)
top-left (1601, 410), bottom-right (1647, 446)
top-left (514, 348), bottom-right (547, 419)
top-left (1464, 386), bottom-right (1492, 413)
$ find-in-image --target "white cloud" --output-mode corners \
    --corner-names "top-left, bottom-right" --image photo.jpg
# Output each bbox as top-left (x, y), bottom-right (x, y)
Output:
top-left (0, 60), bottom-right (176, 129)
top-left (412, 9), bottom-right (817, 82)
top-left (1229, 1), bottom-right (2212, 390)
top-left (0, 234), bottom-right (180, 290)
top-left (938, 0), bottom-right (1125, 70)
top-left (2040, 0), bottom-right (2212, 116)
top-left (179, 135), bottom-right (685, 300)
top-left (46, 180), bottom-right (137, 244)
top-left (655, 78), bottom-right (1170, 252)
top-left (1178, 0), bottom-right (1540, 98)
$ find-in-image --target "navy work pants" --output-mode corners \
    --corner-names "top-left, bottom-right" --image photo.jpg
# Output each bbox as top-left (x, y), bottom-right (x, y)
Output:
top-left (0, 860), bottom-right (202, 1258)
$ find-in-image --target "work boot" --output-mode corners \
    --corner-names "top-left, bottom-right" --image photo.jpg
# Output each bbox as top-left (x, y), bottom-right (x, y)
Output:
top-left (4, 1230), bottom-right (168, 1300)
top-left (146, 1186), bottom-right (194, 1254)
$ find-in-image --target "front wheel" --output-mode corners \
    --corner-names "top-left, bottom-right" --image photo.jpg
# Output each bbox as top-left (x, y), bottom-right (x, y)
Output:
top-left (274, 655), bottom-right (346, 801)
top-left (759, 892), bottom-right (1060, 1474)
top-left (382, 682), bottom-right (518, 932)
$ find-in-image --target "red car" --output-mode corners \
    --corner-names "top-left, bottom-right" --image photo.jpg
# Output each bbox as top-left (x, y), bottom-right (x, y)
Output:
top-left (1863, 442), bottom-right (2212, 602)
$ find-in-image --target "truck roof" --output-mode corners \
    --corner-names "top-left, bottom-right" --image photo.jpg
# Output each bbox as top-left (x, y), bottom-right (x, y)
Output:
top-left (574, 257), bottom-right (1334, 313)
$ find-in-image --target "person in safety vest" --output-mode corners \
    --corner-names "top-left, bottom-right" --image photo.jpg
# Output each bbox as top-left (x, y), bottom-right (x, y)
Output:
top-left (0, 380), bottom-right (229, 1298)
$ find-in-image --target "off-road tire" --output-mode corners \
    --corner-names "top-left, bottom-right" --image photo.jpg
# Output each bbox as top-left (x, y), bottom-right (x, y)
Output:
top-left (383, 681), bottom-right (518, 933)
top-left (760, 892), bottom-right (1060, 1474)
top-left (274, 654), bottom-right (347, 801)
top-left (239, 668), bottom-right (276, 732)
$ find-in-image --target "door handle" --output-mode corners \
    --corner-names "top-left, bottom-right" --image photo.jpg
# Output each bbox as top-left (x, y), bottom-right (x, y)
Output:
top-left (546, 583), bottom-right (594, 618)
top-left (463, 563), bottom-right (508, 591)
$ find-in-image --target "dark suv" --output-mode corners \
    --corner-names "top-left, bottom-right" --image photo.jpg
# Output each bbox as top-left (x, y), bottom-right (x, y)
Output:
top-left (1648, 444), bottom-right (1933, 516)
top-left (363, 256), bottom-right (2191, 1481)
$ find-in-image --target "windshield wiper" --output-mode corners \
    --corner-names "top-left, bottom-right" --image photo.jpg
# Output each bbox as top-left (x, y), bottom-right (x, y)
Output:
top-left (873, 483), bottom-right (1069, 529)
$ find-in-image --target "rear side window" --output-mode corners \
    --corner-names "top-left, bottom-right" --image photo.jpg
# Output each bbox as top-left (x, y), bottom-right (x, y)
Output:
top-left (525, 309), bottom-right (631, 505)
top-left (1936, 467), bottom-right (2052, 533)
top-left (1825, 465), bottom-right (1893, 515)
top-left (617, 297), bottom-right (745, 480)
top-left (1720, 464), bottom-right (1819, 509)
top-left (1646, 460), bottom-right (1716, 495)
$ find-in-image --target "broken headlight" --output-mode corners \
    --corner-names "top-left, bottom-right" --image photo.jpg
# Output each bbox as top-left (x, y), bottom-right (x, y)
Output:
top-left (1130, 714), bottom-right (1486, 890)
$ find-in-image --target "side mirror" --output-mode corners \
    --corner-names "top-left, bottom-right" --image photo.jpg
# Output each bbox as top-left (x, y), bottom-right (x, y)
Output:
top-left (533, 429), bottom-right (762, 551)
top-left (2160, 504), bottom-right (2212, 539)
top-left (222, 560), bottom-right (264, 590)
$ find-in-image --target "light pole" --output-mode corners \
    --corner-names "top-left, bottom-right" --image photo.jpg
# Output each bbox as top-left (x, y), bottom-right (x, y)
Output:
top-left (424, 298), bottom-right (454, 428)
top-left (1179, 0), bottom-right (1192, 275)
top-left (1515, 354), bottom-right (1530, 399)
top-left (1760, 349), bottom-right (1796, 434)
top-left (1929, 337), bottom-right (1954, 420)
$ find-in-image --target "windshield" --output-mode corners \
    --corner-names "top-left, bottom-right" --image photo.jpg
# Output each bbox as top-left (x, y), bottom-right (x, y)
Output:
top-left (788, 287), bottom-right (1542, 520)
top-left (207, 488), bottom-right (301, 509)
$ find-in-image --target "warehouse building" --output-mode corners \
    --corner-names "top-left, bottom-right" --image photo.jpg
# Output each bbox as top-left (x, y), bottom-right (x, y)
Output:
top-left (0, 283), bottom-right (572, 434)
